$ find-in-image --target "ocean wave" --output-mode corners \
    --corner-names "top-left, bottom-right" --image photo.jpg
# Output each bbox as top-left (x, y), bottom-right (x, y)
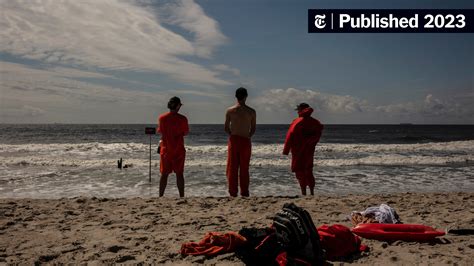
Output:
top-left (0, 140), bottom-right (473, 155)
top-left (1, 154), bottom-right (472, 167)
top-left (0, 140), bottom-right (472, 168)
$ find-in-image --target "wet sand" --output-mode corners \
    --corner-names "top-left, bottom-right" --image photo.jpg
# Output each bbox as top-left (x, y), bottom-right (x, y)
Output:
top-left (0, 192), bottom-right (473, 265)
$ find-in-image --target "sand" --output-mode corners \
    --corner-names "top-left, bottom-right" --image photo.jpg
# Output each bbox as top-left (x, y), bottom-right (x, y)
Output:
top-left (0, 192), bottom-right (473, 265)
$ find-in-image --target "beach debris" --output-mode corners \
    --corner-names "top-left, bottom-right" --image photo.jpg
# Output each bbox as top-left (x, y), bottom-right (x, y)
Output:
top-left (350, 204), bottom-right (401, 226)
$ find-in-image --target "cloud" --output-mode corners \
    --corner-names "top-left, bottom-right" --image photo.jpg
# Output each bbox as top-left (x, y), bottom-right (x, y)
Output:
top-left (159, 0), bottom-right (227, 58)
top-left (0, 0), bottom-right (230, 86)
top-left (0, 61), bottom-right (238, 123)
top-left (212, 64), bottom-right (241, 76)
top-left (48, 67), bottom-right (112, 79)
top-left (0, 62), bottom-right (169, 122)
top-left (253, 88), bottom-right (369, 113)
top-left (164, 89), bottom-right (228, 100)
top-left (1, 105), bottom-right (46, 118)
top-left (376, 94), bottom-right (474, 118)
top-left (0, 62), bottom-right (167, 104)
top-left (254, 88), bottom-right (473, 122)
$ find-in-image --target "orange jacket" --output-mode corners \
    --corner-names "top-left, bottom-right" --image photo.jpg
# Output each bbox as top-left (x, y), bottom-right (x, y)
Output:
top-left (283, 108), bottom-right (323, 172)
top-left (157, 112), bottom-right (189, 156)
top-left (180, 232), bottom-right (247, 256)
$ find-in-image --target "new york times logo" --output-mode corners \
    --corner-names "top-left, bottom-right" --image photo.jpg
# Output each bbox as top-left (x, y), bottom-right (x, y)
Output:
top-left (314, 14), bottom-right (326, 29)
top-left (308, 9), bottom-right (474, 33)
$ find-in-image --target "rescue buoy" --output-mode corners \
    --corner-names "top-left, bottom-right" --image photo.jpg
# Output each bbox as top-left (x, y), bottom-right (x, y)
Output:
top-left (351, 223), bottom-right (445, 242)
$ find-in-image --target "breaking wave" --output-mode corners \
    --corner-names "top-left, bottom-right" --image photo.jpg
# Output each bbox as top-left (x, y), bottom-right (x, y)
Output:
top-left (1, 140), bottom-right (472, 167)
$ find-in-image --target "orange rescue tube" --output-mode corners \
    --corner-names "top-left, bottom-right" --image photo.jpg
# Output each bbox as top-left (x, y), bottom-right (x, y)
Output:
top-left (351, 223), bottom-right (445, 242)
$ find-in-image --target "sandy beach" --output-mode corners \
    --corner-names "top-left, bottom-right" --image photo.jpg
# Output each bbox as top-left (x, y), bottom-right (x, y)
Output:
top-left (0, 192), bottom-right (472, 265)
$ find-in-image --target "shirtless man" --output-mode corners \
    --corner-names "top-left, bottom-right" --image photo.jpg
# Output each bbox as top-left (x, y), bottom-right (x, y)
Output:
top-left (224, 87), bottom-right (256, 197)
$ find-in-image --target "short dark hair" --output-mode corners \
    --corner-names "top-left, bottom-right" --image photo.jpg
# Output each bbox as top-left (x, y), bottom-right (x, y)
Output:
top-left (167, 96), bottom-right (182, 110)
top-left (235, 87), bottom-right (248, 101)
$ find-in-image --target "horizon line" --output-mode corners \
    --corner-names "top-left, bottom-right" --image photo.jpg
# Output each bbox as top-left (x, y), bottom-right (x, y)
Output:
top-left (1, 123), bottom-right (473, 126)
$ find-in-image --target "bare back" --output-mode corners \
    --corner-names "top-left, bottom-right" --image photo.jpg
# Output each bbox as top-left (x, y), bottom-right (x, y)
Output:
top-left (225, 104), bottom-right (256, 138)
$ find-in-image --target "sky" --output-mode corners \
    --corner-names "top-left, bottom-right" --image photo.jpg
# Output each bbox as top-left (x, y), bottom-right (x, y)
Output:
top-left (0, 0), bottom-right (472, 124)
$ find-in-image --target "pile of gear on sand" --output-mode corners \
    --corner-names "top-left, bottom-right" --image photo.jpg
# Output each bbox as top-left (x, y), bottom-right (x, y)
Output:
top-left (179, 202), bottom-right (461, 265)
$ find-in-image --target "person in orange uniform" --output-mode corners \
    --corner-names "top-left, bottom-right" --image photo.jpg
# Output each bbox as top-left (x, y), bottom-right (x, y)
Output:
top-left (283, 103), bottom-right (323, 196)
top-left (224, 87), bottom-right (256, 197)
top-left (157, 96), bottom-right (189, 197)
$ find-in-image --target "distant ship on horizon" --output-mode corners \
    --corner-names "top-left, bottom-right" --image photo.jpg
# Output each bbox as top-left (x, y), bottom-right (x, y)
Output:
top-left (400, 123), bottom-right (413, 125)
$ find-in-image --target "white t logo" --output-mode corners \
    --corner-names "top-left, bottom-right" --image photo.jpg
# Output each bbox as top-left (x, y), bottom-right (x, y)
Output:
top-left (314, 14), bottom-right (326, 29)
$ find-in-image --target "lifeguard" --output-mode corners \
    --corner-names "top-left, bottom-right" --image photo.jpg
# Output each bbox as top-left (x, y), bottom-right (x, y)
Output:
top-left (224, 88), bottom-right (256, 197)
top-left (157, 96), bottom-right (189, 197)
top-left (283, 103), bottom-right (323, 196)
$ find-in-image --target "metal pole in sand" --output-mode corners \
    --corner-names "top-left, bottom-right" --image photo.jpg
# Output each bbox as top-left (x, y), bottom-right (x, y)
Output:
top-left (145, 127), bottom-right (155, 183)
top-left (149, 134), bottom-right (151, 183)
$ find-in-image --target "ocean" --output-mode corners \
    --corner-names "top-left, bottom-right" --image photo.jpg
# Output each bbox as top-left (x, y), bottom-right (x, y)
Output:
top-left (0, 124), bottom-right (473, 198)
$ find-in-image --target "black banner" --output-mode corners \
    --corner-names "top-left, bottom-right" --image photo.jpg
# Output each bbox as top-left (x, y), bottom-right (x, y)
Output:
top-left (308, 9), bottom-right (474, 33)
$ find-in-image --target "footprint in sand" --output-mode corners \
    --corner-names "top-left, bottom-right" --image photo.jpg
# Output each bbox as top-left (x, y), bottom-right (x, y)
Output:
top-left (116, 255), bottom-right (135, 263)
top-left (107, 245), bottom-right (126, 253)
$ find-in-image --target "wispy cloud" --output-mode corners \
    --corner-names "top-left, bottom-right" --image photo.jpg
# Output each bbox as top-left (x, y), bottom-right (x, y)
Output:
top-left (159, 0), bottom-right (228, 58)
top-left (0, 62), bottom-right (168, 123)
top-left (164, 89), bottom-right (228, 100)
top-left (0, 0), bottom-right (232, 86)
top-left (1, 105), bottom-right (46, 118)
top-left (212, 64), bottom-right (241, 76)
top-left (376, 94), bottom-right (474, 118)
top-left (0, 61), bottom-right (238, 123)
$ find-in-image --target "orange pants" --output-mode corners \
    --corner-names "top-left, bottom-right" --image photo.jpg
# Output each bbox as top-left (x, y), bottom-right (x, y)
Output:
top-left (226, 135), bottom-right (251, 197)
top-left (295, 168), bottom-right (315, 189)
top-left (160, 152), bottom-right (185, 175)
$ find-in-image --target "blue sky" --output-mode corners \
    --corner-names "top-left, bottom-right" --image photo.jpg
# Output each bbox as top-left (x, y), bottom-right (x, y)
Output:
top-left (0, 0), bottom-right (472, 124)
